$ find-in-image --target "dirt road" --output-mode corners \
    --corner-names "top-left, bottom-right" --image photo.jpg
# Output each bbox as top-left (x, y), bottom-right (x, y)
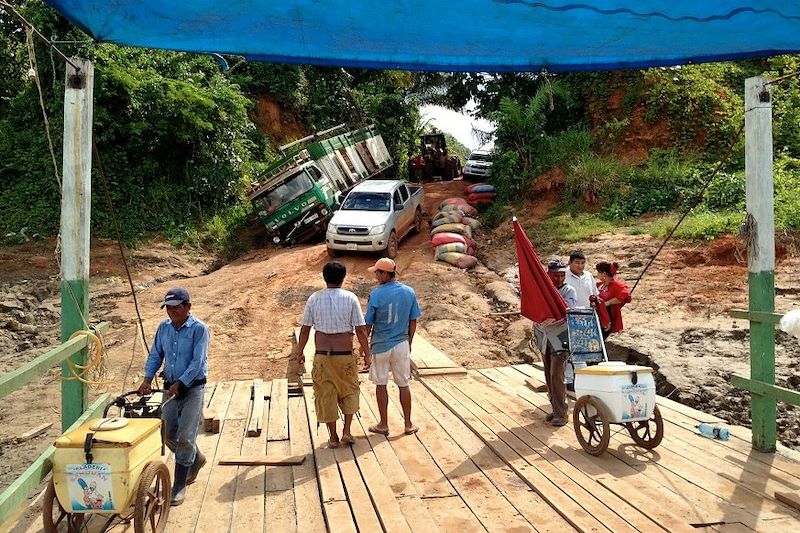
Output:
top-left (2, 181), bottom-right (800, 495)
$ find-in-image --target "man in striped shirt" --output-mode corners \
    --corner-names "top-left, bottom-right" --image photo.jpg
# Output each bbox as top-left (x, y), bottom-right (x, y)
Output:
top-left (297, 261), bottom-right (371, 448)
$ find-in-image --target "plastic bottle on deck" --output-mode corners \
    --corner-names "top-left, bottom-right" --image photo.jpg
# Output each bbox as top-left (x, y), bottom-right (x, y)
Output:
top-left (696, 423), bottom-right (730, 441)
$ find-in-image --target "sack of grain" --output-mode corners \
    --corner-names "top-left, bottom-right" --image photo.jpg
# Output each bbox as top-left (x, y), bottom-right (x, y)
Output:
top-left (435, 242), bottom-right (467, 256)
top-left (430, 232), bottom-right (467, 247)
top-left (462, 216), bottom-right (480, 230)
top-left (430, 223), bottom-right (472, 239)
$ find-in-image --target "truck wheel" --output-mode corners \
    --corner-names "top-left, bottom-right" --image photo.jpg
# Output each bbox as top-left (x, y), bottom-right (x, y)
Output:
top-left (327, 247), bottom-right (339, 258)
top-left (383, 231), bottom-right (398, 259)
top-left (412, 209), bottom-right (422, 234)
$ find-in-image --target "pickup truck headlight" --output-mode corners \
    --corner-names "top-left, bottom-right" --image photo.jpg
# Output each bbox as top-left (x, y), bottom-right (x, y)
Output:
top-left (369, 224), bottom-right (386, 235)
top-left (327, 223), bottom-right (337, 233)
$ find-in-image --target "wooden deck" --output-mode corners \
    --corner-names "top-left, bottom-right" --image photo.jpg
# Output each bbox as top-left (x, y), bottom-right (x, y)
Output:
top-left (13, 364), bottom-right (800, 532)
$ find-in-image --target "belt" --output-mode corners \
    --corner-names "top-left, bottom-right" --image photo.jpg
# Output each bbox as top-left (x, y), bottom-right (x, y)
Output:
top-left (315, 349), bottom-right (353, 356)
top-left (164, 377), bottom-right (206, 389)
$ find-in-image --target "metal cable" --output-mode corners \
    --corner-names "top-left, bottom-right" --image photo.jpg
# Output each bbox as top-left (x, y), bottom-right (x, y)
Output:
top-left (630, 120), bottom-right (745, 294)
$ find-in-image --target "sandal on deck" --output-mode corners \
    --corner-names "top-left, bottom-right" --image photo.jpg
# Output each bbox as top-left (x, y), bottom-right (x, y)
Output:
top-left (341, 435), bottom-right (355, 445)
top-left (327, 439), bottom-right (341, 448)
top-left (403, 425), bottom-right (419, 435)
top-left (368, 425), bottom-right (389, 436)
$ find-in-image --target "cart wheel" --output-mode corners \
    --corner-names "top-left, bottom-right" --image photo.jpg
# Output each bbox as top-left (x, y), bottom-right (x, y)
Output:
top-left (42, 480), bottom-right (84, 533)
top-left (626, 404), bottom-right (664, 449)
top-left (573, 396), bottom-right (611, 456)
top-left (133, 461), bottom-right (171, 533)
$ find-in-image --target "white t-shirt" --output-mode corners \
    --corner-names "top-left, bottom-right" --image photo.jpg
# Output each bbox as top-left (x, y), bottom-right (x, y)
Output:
top-left (565, 269), bottom-right (598, 307)
top-left (301, 288), bottom-right (365, 334)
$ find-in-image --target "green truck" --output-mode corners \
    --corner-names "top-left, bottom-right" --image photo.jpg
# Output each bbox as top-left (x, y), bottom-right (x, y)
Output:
top-left (247, 124), bottom-right (393, 245)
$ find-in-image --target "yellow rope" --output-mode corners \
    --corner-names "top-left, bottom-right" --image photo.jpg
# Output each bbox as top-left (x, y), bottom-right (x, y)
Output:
top-left (64, 330), bottom-right (113, 386)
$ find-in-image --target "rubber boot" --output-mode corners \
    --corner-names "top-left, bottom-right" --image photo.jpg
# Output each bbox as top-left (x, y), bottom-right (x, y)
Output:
top-left (186, 450), bottom-right (206, 485)
top-left (171, 464), bottom-right (190, 506)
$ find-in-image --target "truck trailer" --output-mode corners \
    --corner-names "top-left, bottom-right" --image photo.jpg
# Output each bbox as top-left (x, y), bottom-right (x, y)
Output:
top-left (247, 124), bottom-right (393, 245)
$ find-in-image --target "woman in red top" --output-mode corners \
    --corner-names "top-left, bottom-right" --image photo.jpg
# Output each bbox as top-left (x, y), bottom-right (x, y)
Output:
top-left (596, 261), bottom-right (631, 338)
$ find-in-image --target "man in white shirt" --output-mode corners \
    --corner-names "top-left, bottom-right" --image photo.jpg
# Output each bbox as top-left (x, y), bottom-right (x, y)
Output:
top-left (564, 250), bottom-right (598, 389)
top-left (297, 261), bottom-right (371, 448)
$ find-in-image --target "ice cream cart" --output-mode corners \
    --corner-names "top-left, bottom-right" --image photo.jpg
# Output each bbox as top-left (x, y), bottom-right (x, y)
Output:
top-left (42, 392), bottom-right (171, 533)
top-left (566, 308), bottom-right (664, 455)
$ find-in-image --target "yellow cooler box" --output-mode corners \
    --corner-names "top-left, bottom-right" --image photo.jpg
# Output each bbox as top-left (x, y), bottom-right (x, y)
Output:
top-left (52, 417), bottom-right (162, 513)
top-left (574, 362), bottom-right (656, 423)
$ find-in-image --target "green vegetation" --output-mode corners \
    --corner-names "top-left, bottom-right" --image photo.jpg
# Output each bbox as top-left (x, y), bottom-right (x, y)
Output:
top-left (5, 2), bottom-right (800, 253)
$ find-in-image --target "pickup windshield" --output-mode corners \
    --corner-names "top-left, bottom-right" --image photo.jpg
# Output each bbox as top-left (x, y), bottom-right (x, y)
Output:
top-left (341, 192), bottom-right (391, 211)
top-left (262, 171), bottom-right (313, 213)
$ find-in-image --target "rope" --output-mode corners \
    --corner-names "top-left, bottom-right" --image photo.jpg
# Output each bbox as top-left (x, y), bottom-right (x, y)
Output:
top-left (26, 28), bottom-right (61, 189)
top-left (630, 120), bottom-right (746, 294)
top-left (64, 330), bottom-right (113, 386)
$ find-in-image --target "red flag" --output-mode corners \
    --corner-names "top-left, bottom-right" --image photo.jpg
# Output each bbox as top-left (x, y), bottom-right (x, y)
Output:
top-left (513, 217), bottom-right (567, 324)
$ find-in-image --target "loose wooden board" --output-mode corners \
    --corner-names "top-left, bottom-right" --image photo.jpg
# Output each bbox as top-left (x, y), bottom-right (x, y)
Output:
top-left (218, 455), bottom-right (305, 466)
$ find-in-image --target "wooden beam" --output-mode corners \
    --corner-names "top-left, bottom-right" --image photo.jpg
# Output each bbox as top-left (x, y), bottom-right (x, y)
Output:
top-left (0, 322), bottom-right (109, 400)
top-left (731, 374), bottom-right (800, 406)
top-left (218, 455), bottom-right (305, 466)
top-left (775, 491), bottom-right (800, 511)
top-left (247, 379), bottom-right (265, 437)
top-left (414, 367), bottom-right (467, 377)
top-left (16, 423), bottom-right (53, 443)
top-left (729, 309), bottom-right (782, 324)
top-left (0, 393), bottom-right (108, 527)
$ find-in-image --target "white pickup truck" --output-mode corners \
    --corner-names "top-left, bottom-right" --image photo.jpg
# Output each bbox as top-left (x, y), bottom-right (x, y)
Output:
top-left (325, 180), bottom-right (424, 258)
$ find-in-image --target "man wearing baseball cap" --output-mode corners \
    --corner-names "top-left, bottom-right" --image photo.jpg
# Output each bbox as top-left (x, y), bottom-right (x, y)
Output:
top-left (364, 258), bottom-right (421, 436)
top-left (138, 287), bottom-right (210, 505)
top-left (542, 260), bottom-right (577, 426)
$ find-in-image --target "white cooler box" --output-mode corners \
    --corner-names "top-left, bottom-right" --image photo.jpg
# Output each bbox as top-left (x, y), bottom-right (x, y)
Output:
top-left (574, 362), bottom-right (656, 423)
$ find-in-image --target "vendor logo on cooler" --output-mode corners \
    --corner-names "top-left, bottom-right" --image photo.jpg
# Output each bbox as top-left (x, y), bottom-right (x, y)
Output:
top-left (66, 463), bottom-right (115, 511)
top-left (621, 383), bottom-right (648, 421)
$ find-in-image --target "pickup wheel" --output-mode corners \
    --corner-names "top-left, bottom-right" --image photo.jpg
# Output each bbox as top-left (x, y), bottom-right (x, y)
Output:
top-left (383, 231), bottom-right (398, 259)
top-left (412, 209), bottom-right (422, 234)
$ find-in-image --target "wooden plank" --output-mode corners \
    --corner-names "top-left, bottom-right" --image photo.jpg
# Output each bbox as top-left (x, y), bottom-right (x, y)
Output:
top-left (437, 376), bottom-right (641, 533)
top-left (775, 490), bottom-right (800, 511)
top-left (410, 335), bottom-right (460, 370)
top-left (0, 394), bottom-right (108, 528)
top-left (423, 495), bottom-right (488, 533)
top-left (303, 386), bottom-right (349, 504)
top-left (205, 381), bottom-right (235, 432)
top-left (289, 396), bottom-right (326, 533)
top-left (414, 383), bottom-right (572, 533)
top-left (323, 501), bottom-right (357, 533)
top-left (226, 380), bottom-right (253, 421)
top-left (16, 423), bottom-right (53, 442)
top-left (354, 389), bottom-right (438, 532)
top-left (168, 382), bottom-right (234, 531)
top-left (0, 322), bottom-right (109, 400)
top-left (489, 366), bottom-right (794, 529)
top-left (265, 389), bottom-right (297, 533)
top-left (247, 379), bottom-right (265, 437)
top-left (361, 384), bottom-right (456, 498)
top-left (333, 445), bottom-right (383, 532)
top-left (218, 455), bottom-right (305, 466)
top-left (231, 380), bottom-right (268, 533)
top-left (420, 379), bottom-right (609, 533)
top-left (414, 367), bottom-right (467, 377)
top-left (343, 409), bottom-right (413, 533)
top-left (476, 368), bottom-right (695, 533)
top-left (268, 378), bottom-right (289, 440)
top-left (731, 374), bottom-right (800, 407)
top-left (385, 383), bottom-right (534, 533)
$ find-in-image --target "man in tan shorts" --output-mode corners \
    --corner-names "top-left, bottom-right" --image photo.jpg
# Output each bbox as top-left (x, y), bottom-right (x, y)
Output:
top-left (297, 261), bottom-right (371, 447)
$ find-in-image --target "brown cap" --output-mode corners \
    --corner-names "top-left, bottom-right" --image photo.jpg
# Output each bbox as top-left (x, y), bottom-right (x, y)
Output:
top-left (368, 257), bottom-right (397, 273)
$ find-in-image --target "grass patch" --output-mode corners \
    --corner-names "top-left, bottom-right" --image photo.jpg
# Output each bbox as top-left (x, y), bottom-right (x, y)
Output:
top-left (529, 213), bottom-right (617, 250)
top-left (640, 210), bottom-right (742, 240)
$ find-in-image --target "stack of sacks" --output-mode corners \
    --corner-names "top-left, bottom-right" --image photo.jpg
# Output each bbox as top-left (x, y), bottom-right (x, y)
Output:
top-left (430, 198), bottom-right (480, 269)
top-left (464, 183), bottom-right (496, 207)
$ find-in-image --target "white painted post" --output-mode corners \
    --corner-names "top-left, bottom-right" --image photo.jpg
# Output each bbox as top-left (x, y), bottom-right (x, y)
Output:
top-left (744, 76), bottom-right (776, 451)
top-left (60, 58), bottom-right (94, 430)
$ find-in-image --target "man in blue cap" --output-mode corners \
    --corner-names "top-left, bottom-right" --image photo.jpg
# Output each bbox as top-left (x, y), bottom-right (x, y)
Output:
top-left (138, 287), bottom-right (210, 506)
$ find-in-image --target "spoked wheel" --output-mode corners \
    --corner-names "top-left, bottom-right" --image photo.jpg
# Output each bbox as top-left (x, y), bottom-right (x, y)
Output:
top-left (626, 404), bottom-right (664, 449)
top-left (573, 396), bottom-right (611, 456)
top-left (42, 480), bottom-right (84, 533)
top-left (133, 461), bottom-right (171, 533)
top-left (383, 231), bottom-right (398, 259)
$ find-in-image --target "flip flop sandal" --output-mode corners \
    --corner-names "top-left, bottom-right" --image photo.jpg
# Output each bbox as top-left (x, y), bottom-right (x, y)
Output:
top-left (368, 425), bottom-right (389, 436)
top-left (328, 439), bottom-right (341, 448)
top-left (341, 435), bottom-right (355, 445)
top-left (404, 425), bottom-right (419, 435)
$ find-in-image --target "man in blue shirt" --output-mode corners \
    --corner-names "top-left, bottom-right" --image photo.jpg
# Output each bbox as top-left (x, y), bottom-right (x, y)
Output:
top-left (138, 287), bottom-right (210, 506)
top-left (363, 258), bottom-right (422, 436)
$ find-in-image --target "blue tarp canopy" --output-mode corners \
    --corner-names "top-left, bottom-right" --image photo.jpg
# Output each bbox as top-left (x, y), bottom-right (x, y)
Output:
top-left (44, 1), bottom-right (800, 72)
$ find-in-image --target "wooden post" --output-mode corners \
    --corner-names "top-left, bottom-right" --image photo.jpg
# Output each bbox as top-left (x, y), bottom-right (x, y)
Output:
top-left (60, 58), bottom-right (94, 430)
top-left (744, 76), bottom-right (776, 452)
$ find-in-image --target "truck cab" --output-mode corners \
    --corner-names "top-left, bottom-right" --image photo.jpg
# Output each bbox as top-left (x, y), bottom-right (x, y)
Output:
top-left (325, 180), bottom-right (424, 258)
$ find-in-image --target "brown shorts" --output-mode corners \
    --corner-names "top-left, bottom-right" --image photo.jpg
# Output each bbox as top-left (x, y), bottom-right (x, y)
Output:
top-left (312, 353), bottom-right (360, 423)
